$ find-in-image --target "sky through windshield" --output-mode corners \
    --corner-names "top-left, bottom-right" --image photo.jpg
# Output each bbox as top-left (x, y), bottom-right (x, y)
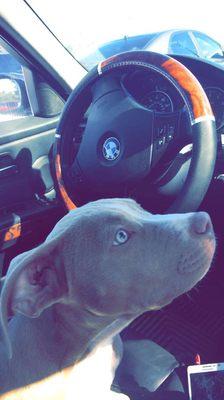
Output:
top-left (28, 0), bottom-right (224, 64)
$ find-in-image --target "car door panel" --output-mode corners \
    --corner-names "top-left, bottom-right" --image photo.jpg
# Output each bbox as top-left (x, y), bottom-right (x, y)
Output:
top-left (0, 118), bottom-right (61, 252)
top-left (0, 34), bottom-right (68, 257)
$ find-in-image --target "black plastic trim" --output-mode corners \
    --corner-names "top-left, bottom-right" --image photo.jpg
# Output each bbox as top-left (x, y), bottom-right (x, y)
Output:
top-left (22, 66), bottom-right (39, 115)
top-left (0, 18), bottom-right (71, 100)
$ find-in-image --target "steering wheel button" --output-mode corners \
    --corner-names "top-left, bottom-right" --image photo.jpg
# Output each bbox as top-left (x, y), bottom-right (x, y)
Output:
top-left (157, 125), bottom-right (166, 138)
top-left (166, 132), bottom-right (174, 142)
top-left (166, 134), bottom-right (172, 143)
top-left (168, 125), bottom-right (175, 134)
top-left (156, 137), bottom-right (165, 149)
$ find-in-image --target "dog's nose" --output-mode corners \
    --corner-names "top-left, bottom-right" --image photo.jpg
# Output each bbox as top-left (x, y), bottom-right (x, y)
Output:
top-left (191, 212), bottom-right (213, 236)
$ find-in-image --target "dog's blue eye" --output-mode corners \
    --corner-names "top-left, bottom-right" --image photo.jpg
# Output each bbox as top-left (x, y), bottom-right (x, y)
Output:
top-left (114, 229), bottom-right (129, 245)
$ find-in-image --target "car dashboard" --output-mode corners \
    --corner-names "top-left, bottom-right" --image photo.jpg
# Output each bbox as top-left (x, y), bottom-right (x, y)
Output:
top-left (122, 59), bottom-right (224, 132)
top-left (122, 69), bottom-right (184, 113)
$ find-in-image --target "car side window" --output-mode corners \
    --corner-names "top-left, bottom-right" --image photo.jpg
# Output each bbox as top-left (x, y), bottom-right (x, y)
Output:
top-left (0, 44), bottom-right (32, 122)
top-left (193, 32), bottom-right (223, 59)
top-left (169, 32), bottom-right (197, 57)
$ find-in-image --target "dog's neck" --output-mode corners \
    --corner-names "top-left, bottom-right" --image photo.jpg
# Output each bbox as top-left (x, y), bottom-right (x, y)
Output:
top-left (52, 302), bottom-right (137, 367)
top-left (0, 303), bottom-right (137, 395)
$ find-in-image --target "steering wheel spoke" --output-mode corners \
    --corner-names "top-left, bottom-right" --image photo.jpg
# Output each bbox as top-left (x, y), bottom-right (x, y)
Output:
top-left (91, 75), bottom-right (123, 102)
top-left (75, 85), bottom-right (154, 194)
top-left (69, 158), bottom-right (85, 184)
top-left (151, 111), bottom-right (181, 166)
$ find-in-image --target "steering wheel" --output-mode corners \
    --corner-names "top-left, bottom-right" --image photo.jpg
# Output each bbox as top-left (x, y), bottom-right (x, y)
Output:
top-left (53, 51), bottom-right (217, 213)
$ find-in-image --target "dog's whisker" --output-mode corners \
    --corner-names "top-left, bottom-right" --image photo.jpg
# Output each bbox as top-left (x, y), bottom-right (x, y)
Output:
top-left (192, 286), bottom-right (200, 294)
top-left (186, 292), bottom-right (195, 302)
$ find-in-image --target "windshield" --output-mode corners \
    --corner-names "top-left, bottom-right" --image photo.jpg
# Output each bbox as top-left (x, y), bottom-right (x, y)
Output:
top-left (27, 0), bottom-right (224, 70)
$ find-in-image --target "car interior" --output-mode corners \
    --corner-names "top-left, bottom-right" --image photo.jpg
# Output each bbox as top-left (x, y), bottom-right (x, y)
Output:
top-left (1, 6), bottom-right (224, 400)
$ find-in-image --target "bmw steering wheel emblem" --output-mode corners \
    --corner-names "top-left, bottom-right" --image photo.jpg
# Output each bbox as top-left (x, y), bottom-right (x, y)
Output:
top-left (103, 137), bottom-right (120, 161)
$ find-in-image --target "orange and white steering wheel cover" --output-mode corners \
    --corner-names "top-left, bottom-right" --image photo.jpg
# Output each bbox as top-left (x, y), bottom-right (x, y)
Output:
top-left (55, 51), bottom-right (215, 211)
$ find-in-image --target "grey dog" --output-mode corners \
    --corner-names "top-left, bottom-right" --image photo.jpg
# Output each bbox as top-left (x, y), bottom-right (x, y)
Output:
top-left (0, 198), bottom-right (216, 399)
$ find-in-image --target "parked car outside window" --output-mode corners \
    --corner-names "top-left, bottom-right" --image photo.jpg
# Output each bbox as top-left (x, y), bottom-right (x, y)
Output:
top-left (0, 44), bottom-right (32, 122)
top-left (193, 31), bottom-right (224, 59)
top-left (169, 31), bottom-right (198, 56)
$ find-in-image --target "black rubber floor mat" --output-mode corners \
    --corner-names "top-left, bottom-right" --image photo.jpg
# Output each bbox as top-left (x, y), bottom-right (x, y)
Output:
top-left (122, 273), bottom-right (224, 365)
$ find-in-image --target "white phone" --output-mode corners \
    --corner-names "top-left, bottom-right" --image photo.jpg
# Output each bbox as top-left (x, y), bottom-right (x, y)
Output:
top-left (188, 362), bottom-right (224, 399)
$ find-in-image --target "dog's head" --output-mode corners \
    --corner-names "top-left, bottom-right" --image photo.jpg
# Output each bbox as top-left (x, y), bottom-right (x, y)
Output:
top-left (0, 198), bottom-right (216, 357)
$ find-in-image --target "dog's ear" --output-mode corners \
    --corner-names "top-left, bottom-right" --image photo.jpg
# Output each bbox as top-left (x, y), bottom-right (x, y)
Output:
top-left (4, 242), bottom-right (67, 318)
top-left (0, 240), bottom-right (67, 358)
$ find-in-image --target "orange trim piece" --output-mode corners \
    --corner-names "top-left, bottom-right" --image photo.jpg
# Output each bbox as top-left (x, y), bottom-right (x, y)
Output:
top-left (162, 59), bottom-right (214, 120)
top-left (3, 223), bottom-right (21, 243)
top-left (55, 154), bottom-right (76, 211)
top-left (100, 55), bottom-right (119, 70)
